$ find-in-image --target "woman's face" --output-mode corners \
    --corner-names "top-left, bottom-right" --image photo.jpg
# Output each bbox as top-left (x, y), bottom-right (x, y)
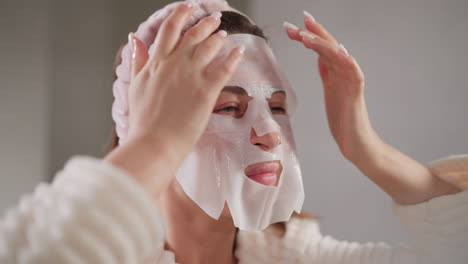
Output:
top-left (174, 34), bottom-right (304, 230)
top-left (212, 86), bottom-right (287, 186)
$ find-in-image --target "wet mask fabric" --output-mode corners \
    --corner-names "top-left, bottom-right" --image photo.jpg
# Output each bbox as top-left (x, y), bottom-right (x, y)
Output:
top-left (176, 34), bottom-right (305, 231)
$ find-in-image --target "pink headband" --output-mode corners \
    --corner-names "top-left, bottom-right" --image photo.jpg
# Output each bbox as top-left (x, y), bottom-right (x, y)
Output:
top-left (112, 0), bottom-right (250, 144)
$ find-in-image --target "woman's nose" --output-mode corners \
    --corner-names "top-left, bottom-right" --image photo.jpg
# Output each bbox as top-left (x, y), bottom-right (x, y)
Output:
top-left (250, 128), bottom-right (281, 152)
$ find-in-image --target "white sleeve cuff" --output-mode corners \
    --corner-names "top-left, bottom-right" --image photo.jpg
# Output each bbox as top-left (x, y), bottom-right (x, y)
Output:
top-left (391, 155), bottom-right (468, 262)
top-left (12, 155), bottom-right (168, 263)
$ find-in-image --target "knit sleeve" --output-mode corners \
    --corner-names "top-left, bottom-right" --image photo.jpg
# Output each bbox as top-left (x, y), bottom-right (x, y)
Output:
top-left (300, 155), bottom-right (468, 264)
top-left (0, 156), bottom-right (173, 264)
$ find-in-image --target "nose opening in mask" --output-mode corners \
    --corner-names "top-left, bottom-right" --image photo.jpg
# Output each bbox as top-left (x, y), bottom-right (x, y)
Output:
top-left (250, 128), bottom-right (282, 153)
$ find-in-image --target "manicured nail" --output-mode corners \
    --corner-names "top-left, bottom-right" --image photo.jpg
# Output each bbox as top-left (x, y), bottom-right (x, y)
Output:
top-left (132, 38), bottom-right (137, 60)
top-left (181, 2), bottom-right (193, 8)
top-left (303, 10), bottom-right (316, 22)
top-left (339, 43), bottom-right (349, 56)
top-left (217, 30), bottom-right (227, 37)
top-left (210, 11), bottom-right (222, 20)
top-left (238, 45), bottom-right (246, 54)
top-left (128, 32), bottom-right (136, 59)
top-left (283, 21), bottom-right (299, 31)
top-left (299, 31), bottom-right (316, 40)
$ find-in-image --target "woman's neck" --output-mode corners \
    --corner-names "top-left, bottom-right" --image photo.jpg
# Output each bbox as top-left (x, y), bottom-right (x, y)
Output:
top-left (158, 180), bottom-right (238, 264)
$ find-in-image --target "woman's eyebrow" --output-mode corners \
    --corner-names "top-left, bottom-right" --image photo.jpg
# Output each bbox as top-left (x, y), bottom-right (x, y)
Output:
top-left (222, 86), bottom-right (248, 95)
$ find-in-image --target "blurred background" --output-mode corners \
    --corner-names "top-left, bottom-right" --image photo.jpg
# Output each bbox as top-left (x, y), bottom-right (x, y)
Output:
top-left (1, 0), bottom-right (467, 245)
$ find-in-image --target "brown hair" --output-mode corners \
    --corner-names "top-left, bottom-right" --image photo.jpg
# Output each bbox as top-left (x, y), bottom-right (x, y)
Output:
top-left (108, 10), bottom-right (319, 236)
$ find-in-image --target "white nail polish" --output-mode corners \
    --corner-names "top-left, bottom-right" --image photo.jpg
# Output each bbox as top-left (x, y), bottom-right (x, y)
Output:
top-left (238, 45), bottom-right (246, 54)
top-left (210, 11), bottom-right (222, 20)
top-left (128, 32), bottom-right (133, 47)
top-left (303, 10), bottom-right (316, 22)
top-left (283, 21), bottom-right (299, 31)
top-left (299, 31), bottom-right (316, 39)
top-left (217, 30), bottom-right (227, 37)
top-left (339, 43), bottom-right (349, 56)
top-left (128, 32), bottom-right (136, 59)
top-left (181, 2), bottom-right (192, 8)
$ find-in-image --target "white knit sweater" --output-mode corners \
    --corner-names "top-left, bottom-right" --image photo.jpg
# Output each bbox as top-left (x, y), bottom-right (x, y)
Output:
top-left (1, 155), bottom-right (467, 264)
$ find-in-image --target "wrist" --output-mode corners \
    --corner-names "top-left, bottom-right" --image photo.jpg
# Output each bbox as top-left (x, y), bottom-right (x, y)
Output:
top-left (104, 134), bottom-right (180, 198)
top-left (341, 100), bottom-right (384, 164)
top-left (345, 125), bottom-right (386, 166)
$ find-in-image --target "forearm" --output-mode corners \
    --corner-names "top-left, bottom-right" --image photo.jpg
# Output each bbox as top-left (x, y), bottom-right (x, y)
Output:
top-left (104, 135), bottom-right (180, 199)
top-left (347, 135), bottom-right (462, 205)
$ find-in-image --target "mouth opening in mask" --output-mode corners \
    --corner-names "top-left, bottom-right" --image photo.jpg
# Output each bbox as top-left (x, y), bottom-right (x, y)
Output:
top-left (244, 160), bottom-right (282, 186)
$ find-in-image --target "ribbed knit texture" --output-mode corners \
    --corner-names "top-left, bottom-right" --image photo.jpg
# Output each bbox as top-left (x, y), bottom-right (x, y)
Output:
top-left (1, 154), bottom-right (467, 263)
top-left (0, 156), bottom-right (167, 264)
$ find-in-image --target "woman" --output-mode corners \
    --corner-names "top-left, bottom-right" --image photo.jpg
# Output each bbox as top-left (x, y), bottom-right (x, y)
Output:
top-left (1, 0), bottom-right (467, 263)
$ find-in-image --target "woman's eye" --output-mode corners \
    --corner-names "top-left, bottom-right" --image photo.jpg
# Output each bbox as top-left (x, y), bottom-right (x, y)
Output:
top-left (214, 106), bottom-right (239, 113)
top-left (271, 106), bottom-right (287, 114)
top-left (213, 102), bottom-right (246, 118)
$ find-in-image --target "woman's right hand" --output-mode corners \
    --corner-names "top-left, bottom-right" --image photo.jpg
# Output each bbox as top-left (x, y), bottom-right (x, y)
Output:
top-left (105, 3), bottom-right (244, 197)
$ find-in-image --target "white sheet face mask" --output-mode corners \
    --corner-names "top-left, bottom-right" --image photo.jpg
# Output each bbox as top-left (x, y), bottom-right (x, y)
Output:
top-left (176, 34), bottom-right (304, 231)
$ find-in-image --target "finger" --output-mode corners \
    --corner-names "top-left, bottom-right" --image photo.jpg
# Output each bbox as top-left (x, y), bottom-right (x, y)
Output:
top-left (331, 44), bottom-right (364, 82)
top-left (180, 12), bottom-right (222, 48)
top-left (206, 46), bottom-right (245, 89)
top-left (300, 32), bottom-right (360, 78)
top-left (316, 42), bottom-right (364, 86)
top-left (192, 30), bottom-right (227, 66)
top-left (151, 3), bottom-right (193, 59)
top-left (283, 21), bottom-right (302, 41)
top-left (130, 34), bottom-right (149, 81)
top-left (303, 10), bottom-right (338, 45)
top-left (299, 30), bottom-right (341, 60)
top-left (283, 21), bottom-right (324, 48)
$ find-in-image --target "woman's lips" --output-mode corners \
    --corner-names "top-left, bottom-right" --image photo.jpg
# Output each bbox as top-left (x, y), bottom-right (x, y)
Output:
top-left (245, 161), bottom-right (280, 186)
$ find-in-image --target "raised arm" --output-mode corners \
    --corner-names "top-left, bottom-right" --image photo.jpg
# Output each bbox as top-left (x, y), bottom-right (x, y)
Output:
top-left (283, 12), bottom-right (463, 205)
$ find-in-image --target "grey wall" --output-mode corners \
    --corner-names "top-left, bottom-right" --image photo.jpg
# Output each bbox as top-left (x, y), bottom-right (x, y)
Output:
top-left (1, 0), bottom-right (467, 246)
top-left (250, 0), bottom-right (468, 244)
top-left (0, 1), bottom-right (51, 213)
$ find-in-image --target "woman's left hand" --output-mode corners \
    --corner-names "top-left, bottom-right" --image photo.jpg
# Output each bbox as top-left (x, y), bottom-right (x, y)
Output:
top-left (283, 12), bottom-right (462, 204)
top-left (283, 12), bottom-right (380, 160)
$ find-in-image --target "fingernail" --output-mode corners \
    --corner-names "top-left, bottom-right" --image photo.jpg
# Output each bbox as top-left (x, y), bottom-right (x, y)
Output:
top-left (210, 11), bottom-right (222, 20)
top-left (238, 45), bottom-right (246, 54)
top-left (217, 30), bottom-right (227, 37)
top-left (303, 10), bottom-right (316, 22)
top-left (132, 38), bottom-right (137, 60)
top-left (181, 2), bottom-right (193, 8)
top-left (128, 32), bottom-right (136, 59)
top-left (299, 31), bottom-right (316, 40)
top-left (339, 43), bottom-right (349, 56)
top-left (283, 21), bottom-right (299, 31)
top-left (128, 32), bottom-right (133, 47)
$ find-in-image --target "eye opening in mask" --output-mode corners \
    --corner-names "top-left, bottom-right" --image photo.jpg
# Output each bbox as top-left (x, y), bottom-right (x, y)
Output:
top-left (267, 90), bottom-right (288, 115)
top-left (213, 86), bottom-right (288, 118)
top-left (213, 86), bottom-right (251, 119)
